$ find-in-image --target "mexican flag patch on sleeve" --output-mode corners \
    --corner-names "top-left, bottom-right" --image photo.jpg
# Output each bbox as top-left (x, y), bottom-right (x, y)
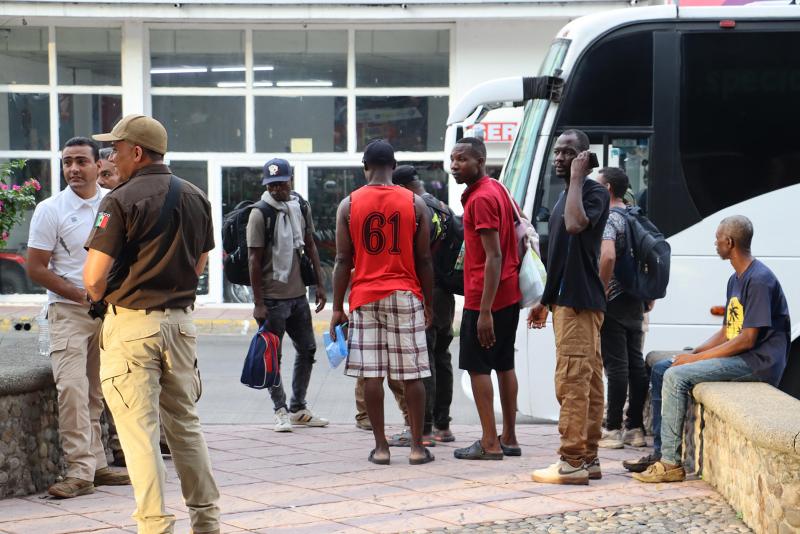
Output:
top-left (95, 212), bottom-right (111, 229)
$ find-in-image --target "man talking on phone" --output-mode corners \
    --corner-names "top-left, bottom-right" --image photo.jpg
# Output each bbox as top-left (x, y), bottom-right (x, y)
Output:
top-left (528, 129), bottom-right (610, 485)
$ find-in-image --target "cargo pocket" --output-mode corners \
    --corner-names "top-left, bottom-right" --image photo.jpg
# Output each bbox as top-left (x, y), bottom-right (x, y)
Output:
top-left (48, 337), bottom-right (68, 358)
top-left (178, 322), bottom-right (201, 402)
top-left (100, 359), bottom-right (132, 409)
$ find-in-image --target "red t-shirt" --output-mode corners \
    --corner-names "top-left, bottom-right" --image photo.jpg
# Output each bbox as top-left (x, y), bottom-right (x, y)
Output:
top-left (461, 177), bottom-right (521, 311)
top-left (348, 185), bottom-right (423, 310)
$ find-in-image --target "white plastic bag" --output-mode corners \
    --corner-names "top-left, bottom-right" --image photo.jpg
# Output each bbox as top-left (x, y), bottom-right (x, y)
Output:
top-left (519, 242), bottom-right (546, 308)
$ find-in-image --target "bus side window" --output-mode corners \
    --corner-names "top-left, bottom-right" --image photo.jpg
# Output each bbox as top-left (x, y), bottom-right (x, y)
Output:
top-left (680, 31), bottom-right (800, 216)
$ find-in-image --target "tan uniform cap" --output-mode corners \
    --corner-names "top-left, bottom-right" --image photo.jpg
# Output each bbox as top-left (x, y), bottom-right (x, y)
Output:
top-left (93, 114), bottom-right (168, 155)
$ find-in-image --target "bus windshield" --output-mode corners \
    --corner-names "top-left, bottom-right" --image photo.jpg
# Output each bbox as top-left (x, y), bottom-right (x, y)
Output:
top-left (500, 38), bottom-right (569, 205)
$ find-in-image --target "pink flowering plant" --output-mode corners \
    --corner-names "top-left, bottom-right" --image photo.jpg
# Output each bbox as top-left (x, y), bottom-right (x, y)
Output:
top-left (0, 160), bottom-right (41, 249)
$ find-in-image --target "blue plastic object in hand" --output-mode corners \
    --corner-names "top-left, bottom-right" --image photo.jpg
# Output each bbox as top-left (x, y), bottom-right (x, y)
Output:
top-left (323, 324), bottom-right (348, 368)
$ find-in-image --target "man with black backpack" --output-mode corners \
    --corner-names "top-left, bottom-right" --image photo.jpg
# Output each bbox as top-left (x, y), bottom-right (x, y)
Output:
top-left (246, 158), bottom-right (328, 433)
top-left (596, 167), bottom-right (650, 450)
top-left (393, 165), bottom-right (460, 443)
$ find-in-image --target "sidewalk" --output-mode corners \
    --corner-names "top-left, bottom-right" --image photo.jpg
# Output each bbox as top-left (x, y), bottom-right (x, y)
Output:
top-left (0, 423), bottom-right (748, 534)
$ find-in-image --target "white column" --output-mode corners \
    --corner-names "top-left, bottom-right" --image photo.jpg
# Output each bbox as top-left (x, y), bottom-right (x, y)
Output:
top-left (120, 21), bottom-right (147, 115)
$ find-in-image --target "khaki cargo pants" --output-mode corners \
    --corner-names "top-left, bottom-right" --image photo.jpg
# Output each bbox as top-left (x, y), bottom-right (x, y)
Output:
top-left (100, 306), bottom-right (220, 534)
top-left (48, 302), bottom-right (107, 481)
top-left (552, 305), bottom-right (605, 466)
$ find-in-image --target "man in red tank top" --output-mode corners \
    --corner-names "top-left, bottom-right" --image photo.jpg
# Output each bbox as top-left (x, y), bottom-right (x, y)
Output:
top-left (330, 139), bottom-right (435, 466)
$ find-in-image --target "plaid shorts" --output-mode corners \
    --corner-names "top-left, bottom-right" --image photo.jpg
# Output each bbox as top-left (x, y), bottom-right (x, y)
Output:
top-left (345, 290), bottom-right (431, 380)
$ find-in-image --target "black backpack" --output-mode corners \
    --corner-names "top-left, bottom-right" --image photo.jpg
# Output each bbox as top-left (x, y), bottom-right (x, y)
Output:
top-left (611, 206), bottom-right (671, 301)
top-left (221, 194), bottom-right (310, 286)
top-left (422, 194), bottom-right (464, 295)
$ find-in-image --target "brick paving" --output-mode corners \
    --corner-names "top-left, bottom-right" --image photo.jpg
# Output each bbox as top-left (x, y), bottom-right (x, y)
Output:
top-left (0, 423), bottom-right (735, 533)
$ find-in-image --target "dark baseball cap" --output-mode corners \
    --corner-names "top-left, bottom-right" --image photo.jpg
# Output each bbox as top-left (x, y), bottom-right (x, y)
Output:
top-left (262, 158), bottom-right (292, 185)
top-left (362, 139), bottom-right (395, 166)
top-left (392, 165), bottom-right (418, 185)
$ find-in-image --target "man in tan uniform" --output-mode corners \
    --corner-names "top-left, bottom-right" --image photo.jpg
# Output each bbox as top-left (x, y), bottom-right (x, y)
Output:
top-left (84, 115), bottom-right (220, 534)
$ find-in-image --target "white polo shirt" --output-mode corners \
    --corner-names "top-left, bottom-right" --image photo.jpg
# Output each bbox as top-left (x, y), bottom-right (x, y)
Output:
top-left (28, 185), bottom-right (107, 305)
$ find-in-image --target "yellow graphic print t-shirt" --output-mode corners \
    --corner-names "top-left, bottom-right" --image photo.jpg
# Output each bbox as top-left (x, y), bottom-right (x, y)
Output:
top-left (725, 296), bottom-right (744, 340)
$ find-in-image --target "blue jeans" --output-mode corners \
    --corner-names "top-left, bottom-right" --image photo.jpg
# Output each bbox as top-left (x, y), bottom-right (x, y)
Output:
top-left (653, 356), bottom-right (758, 465)
top-left (263, 296), bottom-right (317, 413)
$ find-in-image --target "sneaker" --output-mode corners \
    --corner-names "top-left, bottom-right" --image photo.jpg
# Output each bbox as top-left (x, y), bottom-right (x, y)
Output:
top-left (93, 467), bottom-right (131, 486)
top-left (531, 460), bottom-right (589, 485)
top-left (632, 460), bottom-right (686, 483)
top-left (598, 429), bottom-right (624, 449)
top-left (355, 419), bottom-right (373, 431)
top-left (273, 407), bottom-right (293, 432)
top-left (48, 477), bottom-right (95, 498)
top-left (622, 452), bottom-right (660, 473)
top-left (585, 458), bottom-right (602, 480)
top-left (290, 408), bottom-right (329, 427)
top-left (623, 427), bottom-right (647, 447)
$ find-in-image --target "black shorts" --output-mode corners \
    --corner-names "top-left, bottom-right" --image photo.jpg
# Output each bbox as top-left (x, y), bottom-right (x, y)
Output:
top-left (459, 303), bottom-right (520, 374)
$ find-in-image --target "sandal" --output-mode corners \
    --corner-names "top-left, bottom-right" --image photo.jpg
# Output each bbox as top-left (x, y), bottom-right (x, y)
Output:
top-left (433, 428), bottom-right (455, 442)
top-left (368, 449), bottom-right (390, 465)
top-left (388, 428), bottom-right (435, 447)
top-left (453, 440), bottom-right (503, 461)
top-left (409, 447), bottom-right (435, 465)
top-left (499, 435), bottom-right (522, 457)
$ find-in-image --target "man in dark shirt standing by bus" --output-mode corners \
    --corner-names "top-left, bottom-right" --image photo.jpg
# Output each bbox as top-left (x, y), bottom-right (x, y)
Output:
top-left (393, 164), bottom-right (458, 444)
top-left (529, 129), bottom-right (610, 484)
top-left (329, 140), bottom-right (435, 466)
top-left (84, 115), bottom-right (220, 534)
top-left (451, 137), bottom-right (522, 461)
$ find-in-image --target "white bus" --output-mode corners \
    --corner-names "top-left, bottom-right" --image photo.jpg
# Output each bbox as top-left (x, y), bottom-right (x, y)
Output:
top-left (447, 4), bottom-right (800, 419)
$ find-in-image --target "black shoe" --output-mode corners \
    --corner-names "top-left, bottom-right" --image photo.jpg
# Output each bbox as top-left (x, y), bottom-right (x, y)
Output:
top-left (111, 451), bottom-right (126, 468)
top-left (622, 453), bottom-right (660, 473)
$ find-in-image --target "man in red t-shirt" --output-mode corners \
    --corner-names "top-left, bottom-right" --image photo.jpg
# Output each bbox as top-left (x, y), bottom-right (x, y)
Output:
top-left (451, 137), bottom-right (522, 461)
top-left (329, 139), bottom-right (435, 466)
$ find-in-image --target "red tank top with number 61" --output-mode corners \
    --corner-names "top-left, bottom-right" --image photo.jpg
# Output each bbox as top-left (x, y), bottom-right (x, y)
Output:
top-left (348, 185), bottom-right (422, 311)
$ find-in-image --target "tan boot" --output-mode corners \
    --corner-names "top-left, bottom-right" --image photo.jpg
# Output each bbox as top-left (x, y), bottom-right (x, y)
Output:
top-left (48, 477), bottom-right (95, 498)
top-left (632, 460), bottom-right (686, 483)
top-left (93, 466), bottom-right (131, 486)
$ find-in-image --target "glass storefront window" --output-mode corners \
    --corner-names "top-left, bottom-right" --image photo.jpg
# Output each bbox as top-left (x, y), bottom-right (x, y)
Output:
top-left (255, 96), bottom-right (347, 153)
top-left (356, 96), bottom-right (448, 152)
top-left (0, 159), bottom-right (52, 294)
top-left (307, 167), bottom-right (366, 298)
top-left (56, 28), bottom-right (121, 86)
top-left (0, 27), bottom-right (49, 85)
top-left (152, 95), bottom-right (245, 152)
top-left (355, 30), bottom-right (449, 87)
top-left (253, 30), bottom-right (347, 88)
top-left (150, 30), bottom-right (245, 88)
top-left (221, 166), bottom-right (265, 303)
top-left (398, 160), bottom-right (448, 204)
top-left (1, 93), bottom-right (50, 150)
top-left (58, 94), bottom-right (122, 147)
top-left (169, 161), bottom-right (208, 193)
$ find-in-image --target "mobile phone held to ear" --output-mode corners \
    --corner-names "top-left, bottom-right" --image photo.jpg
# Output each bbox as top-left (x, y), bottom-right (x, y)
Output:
top-left (588, 152), bottom-right (600, 168)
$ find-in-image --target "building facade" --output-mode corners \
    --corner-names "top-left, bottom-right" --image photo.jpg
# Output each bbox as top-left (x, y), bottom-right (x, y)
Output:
top-left (0, 0), bottom-right (631, 303)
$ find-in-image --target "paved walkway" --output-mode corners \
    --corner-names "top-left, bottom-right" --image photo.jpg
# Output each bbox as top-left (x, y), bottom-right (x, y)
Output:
top-left (0, 423), bottom-right (747, 534)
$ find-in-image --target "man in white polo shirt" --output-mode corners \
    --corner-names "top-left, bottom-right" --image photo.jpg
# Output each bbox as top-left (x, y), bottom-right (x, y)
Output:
top-left (27, 137), bottom-right (130, 499)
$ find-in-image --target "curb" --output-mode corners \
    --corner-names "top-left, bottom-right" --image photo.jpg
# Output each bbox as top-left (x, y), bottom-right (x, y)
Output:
top-left (0, 316), bottom-right (331, 336)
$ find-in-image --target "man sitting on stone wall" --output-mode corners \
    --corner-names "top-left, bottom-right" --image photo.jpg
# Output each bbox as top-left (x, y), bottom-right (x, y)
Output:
top-left (631, 215), bottom-right (790, 483)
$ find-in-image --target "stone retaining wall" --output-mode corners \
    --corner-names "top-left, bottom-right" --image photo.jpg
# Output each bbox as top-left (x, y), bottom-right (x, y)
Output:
top-left (688, 382), bottom-right (800, 534)
top-left (0, 387), bottom-right (63, 497)
top-left (0, 335), bottom-right (113, 498)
